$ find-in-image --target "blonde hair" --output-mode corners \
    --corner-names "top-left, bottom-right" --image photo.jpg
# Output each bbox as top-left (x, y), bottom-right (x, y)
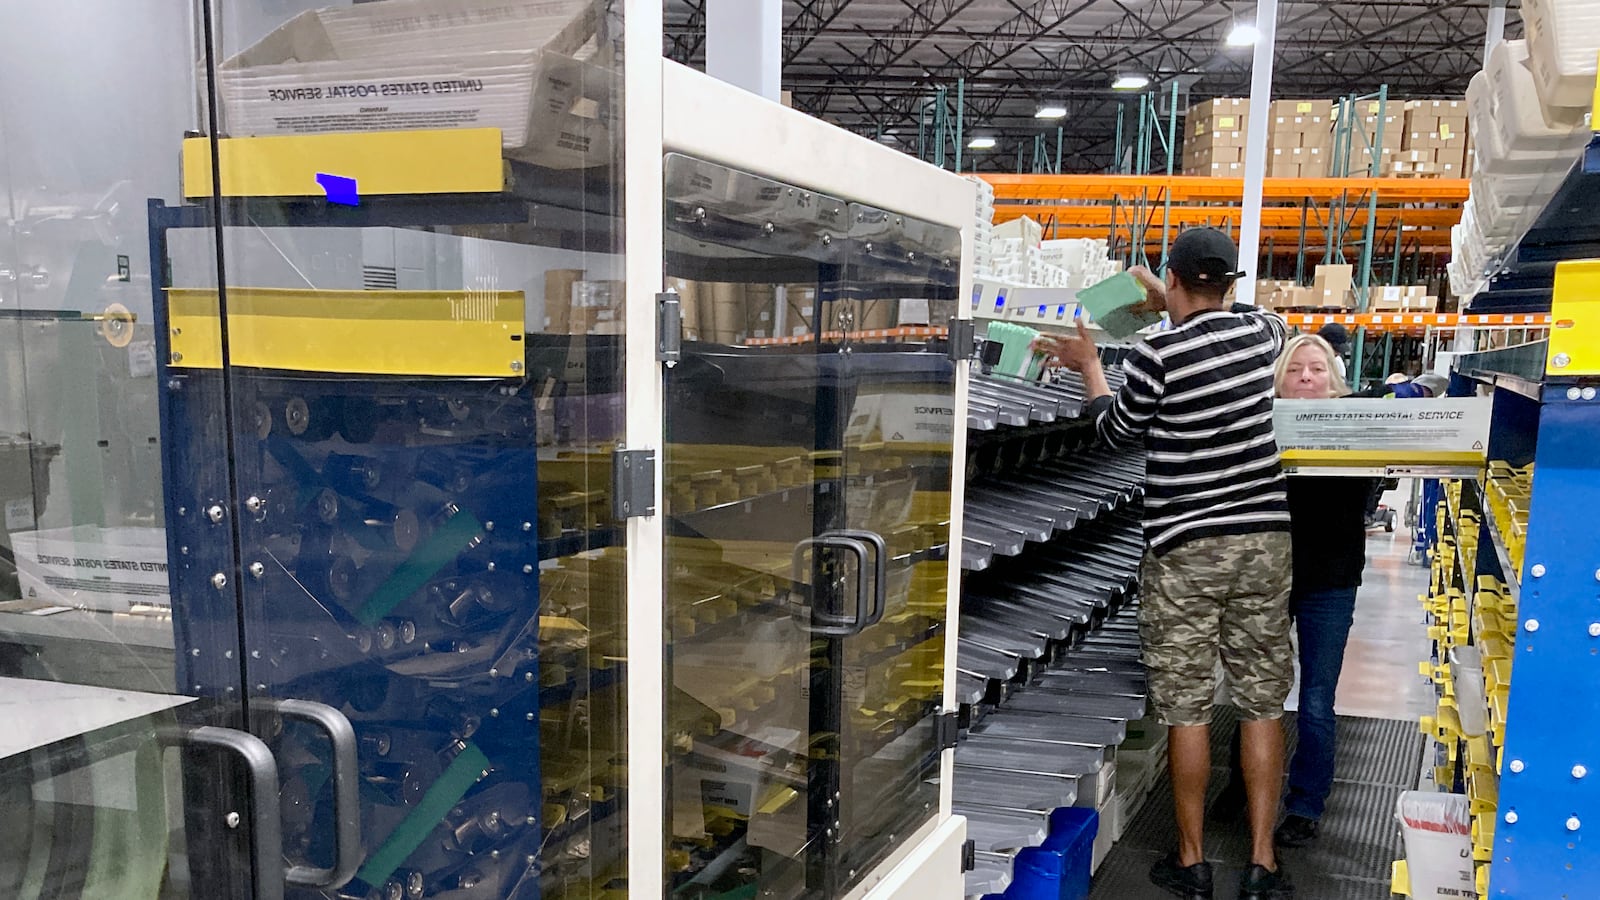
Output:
top-left (1275, 334), bottom-right (1351, 398)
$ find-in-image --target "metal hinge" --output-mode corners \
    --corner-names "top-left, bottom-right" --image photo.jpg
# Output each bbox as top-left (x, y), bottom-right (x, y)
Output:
top-left (947, 317), bottom-right (977, 361)
top-left (657, 291), bottom-right (683, 364)
top-left (935, 711), bottom-right (960, 751)
top-left (961, 838), bottom-right (976, 872)
top-left (611, 448), bottom-right (657, 520)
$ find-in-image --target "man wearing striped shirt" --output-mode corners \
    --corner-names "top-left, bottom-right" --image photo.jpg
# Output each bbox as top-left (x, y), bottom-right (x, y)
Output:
top-left (1041, 228), bottom-right (1294, 900)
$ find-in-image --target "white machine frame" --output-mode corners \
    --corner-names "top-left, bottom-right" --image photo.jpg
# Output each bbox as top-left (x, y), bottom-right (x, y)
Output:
top-left (622, 7), bottom-right (979, 892)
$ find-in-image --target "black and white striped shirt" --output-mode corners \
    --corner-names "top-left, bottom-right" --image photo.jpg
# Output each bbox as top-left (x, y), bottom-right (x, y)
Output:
top-left (1090, 308), bottom-right (1290, 556)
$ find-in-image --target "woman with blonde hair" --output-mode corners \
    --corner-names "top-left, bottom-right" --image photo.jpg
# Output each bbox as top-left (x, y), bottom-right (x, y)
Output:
top-left (1218, 334), bottom-right (1377, 849)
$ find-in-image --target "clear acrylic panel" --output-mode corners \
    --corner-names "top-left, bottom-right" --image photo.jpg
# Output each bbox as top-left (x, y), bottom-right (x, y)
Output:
top-left (0, 2), bottom-right (256, 898)
top-left (173, 1), bottom-right (631, 897)
top-left (661, 153), bottom-right (960, 897)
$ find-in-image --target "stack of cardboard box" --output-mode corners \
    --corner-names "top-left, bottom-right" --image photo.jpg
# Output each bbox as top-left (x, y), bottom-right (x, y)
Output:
top-left (1393, 99), bottom-right (1470, 177)
top-left (1311, 263), bottom-right (1355, 307)
top-left (1182, 98), bottom-right (1249, 177)
top-left (1365, 284), bottom-right (1440, 312)
top-left (1267, 100), bottom-right (1334, 178)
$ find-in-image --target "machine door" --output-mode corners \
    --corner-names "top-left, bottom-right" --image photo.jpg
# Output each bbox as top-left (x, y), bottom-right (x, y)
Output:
top-left (660, 154), bottom-right (960, 898)
top-left (831, 205), bottom-right (961, 889)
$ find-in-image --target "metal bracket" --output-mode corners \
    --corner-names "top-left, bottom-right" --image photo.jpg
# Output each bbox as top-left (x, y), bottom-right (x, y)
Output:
top-left (961, 838), bottom-right (976, 872)
top-left (935, 710), bottom-right (960, 750)
top-left (948, 317), bottom-right (977, 361)
top-left (657, 291), bottom-right (683, 364)
top-left (611, 448), bottom-right (657, 520)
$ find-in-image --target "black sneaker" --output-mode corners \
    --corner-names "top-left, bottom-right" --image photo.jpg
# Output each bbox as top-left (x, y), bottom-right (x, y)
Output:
top-left (1273, 815), bottom-right (1319, 848)
top-left (1238, 862), bottom-right (1295, 899)
top-left (1149, 851), bottom-right (1214, 900)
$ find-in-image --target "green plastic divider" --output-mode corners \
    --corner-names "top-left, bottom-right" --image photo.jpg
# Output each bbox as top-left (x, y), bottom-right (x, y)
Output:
top-left (356, 741), bottom-right (491, 889)
top-left (356, 508), bottom-right (482, 626)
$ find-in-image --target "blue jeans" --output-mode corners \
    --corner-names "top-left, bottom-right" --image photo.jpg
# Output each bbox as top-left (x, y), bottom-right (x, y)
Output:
top-left (1284, 585), bottom-right (1359, 821)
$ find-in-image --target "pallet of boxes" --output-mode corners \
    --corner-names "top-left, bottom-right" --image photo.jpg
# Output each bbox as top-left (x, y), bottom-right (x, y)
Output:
top-left (1182, 98), bottom-right (1250, 177)
top-left (1365, 284), bottom-right (1439, 313)
top-left (1266, 100), bottom-right (1333, 178)
top-left (1392, 100), bottom-right (1471, 178)
top-left (1255, 263), bottom-right (1358, 311)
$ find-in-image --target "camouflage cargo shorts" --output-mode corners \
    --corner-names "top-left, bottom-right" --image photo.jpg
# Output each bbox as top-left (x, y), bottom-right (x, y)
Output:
top-left (1139, 531), bottom-right (1294, 727)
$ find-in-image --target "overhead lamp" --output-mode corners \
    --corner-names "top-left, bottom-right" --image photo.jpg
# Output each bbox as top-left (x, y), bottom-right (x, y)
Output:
top-left (1035, 105), bottom-right (1068, 120)
top-left (967, 137), bottom-right (997, 149)
top-left (1112, 74), bottom-right (1150, 91)
top-left (1226, 23), bottom-right (1260, 47)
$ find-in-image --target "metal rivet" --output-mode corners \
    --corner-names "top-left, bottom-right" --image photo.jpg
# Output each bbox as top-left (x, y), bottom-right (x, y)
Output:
top-left (1510, 759), bottom-right (1526, 773)
top-left (251, 650), bottom-right (261, 659)
top-left (191, 648), bottom-right (201, 657)
top-left (1569, 387), bottom-right (1583, 400)
top-left (1505, 810), bottom-right (1519, 824)
top-left (486, 562), bottom-right (496, 572)
top-left (245, 496), bottom-right (264, 512)
top-left (511, 361), bottom-right (523, 372)
top-left (171, 352), bottom-right (183, 363)
top-left (224, 650), bottom-right (233, 659)
top-left (1532, 564), bottom-right (1548, 578)
top-left (1526, 619), bottom-right (1541, 632)
top-left (1576, 765), bottom-right (1590, 779)
top-left (249, 562), bottom-right (265, 579)
top-left (526, 712), bottom-right (535, 721)
top-left (1589, 623), bottom-right (1600, 638)
top-left (1586, 387), bottom-right (1598, 401)
top-left (256, 684), bottom-right (267, 692)
top-left (206, 505), bottom-right (225, 523)
top-left (522, 564), bottom-right (533, 574)
top-left (225, 811), bottom-right (241, 828)
top-left (763, 222), bottom-right (775, 235)
top-left (521, 522), bottom-right (532, 532)
top-left (1554, 353), bottom-right (1572, 369)
top-left (485, 521), bottom-right (495, 531)
top-left (490, 708), bottom-right (500, 717)
top-left (1569, 817), bottom-right (1582, 831)
top-left (172, 327), bottom-right (182, 336)
top-left (525, 672), bottom-right (535, 682)
top-left (211, 572), bottom-right (227, 590)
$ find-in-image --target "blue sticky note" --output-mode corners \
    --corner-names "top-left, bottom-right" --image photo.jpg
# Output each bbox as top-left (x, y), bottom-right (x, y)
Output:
top-left (316, 173), bottom-right (359, 206)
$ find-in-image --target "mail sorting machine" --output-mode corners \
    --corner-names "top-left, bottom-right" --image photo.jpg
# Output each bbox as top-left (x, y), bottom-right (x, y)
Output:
top-left (947, 364), bottom-right (1151, 897)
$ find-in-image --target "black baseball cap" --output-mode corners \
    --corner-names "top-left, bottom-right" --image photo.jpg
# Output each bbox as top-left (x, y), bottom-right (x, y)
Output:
top-left (1167, 227), bottom-right (1246, 285)
top-left (1318, 322), bottom-right (1351, 352)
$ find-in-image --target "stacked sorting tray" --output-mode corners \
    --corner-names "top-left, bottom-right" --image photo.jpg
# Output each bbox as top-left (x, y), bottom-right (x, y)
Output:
top-left (967, 368), bottom-right (1128, 432)
top-left (950, 368), bottom-right (1154, 898)
top-left (961, 451), bottom-right (1145, 573)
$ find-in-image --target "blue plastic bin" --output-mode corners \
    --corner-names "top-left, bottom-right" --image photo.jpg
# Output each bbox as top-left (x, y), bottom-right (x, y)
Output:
top-left (984, 807), bottom-right (1099, 900)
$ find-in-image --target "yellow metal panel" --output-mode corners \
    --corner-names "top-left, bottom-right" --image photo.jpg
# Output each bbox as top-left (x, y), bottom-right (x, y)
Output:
top-left (182, 129), bottom-right (504, 198)
top-left (1280, 448), bottom-right (1485, 467)
top-left (167, 287), bottom-right (524, 377)
top-left (1549, 259), bottom-right (1600, 376)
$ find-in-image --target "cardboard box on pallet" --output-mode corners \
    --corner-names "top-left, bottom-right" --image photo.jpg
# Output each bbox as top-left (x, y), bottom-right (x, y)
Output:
top-left (1312, 264), bottom-right (1355, 308)
top-left (1271, 99), bottom-right (1335, 120)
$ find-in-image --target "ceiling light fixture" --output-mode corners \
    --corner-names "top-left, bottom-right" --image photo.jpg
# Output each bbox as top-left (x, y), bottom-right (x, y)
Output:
top-left (967, 137), bottom-right (997, 150)
top-left (1226, 23), bottom-right (1259, 47)
top-left (1035, 105), bottom-right (1068, 119)
top-left (1112, 74), bottom-right (1150, 90)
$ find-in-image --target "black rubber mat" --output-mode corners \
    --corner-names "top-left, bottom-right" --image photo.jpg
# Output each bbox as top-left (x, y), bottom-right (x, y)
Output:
top-left (1091, 714), bottom-right (1420, 900)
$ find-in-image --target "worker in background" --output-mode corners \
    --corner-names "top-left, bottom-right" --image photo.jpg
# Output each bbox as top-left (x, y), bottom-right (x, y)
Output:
top-left (1037, 227), bottom-right (1295, 900)
top-left (1316, 323), bottom-right (1351, 380)
top-left (1261, 335), bottom-right (1381, 848)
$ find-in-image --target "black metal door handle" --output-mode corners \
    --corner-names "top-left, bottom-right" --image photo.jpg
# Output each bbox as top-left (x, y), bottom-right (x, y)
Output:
top-left (269, 699), bottom-right (363, 889)
top-left (792, 535), bottom-right (873, 636)
top-left (835, 529), bottom-right (888, 627)
top-left (159, 724), bottom-right (285, 900)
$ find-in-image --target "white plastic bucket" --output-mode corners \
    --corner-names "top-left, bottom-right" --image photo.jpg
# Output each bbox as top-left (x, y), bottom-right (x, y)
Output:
top-left (1396, 791), bottom-right (1474, 898)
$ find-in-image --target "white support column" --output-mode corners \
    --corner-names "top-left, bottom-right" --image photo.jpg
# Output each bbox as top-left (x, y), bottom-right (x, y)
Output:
top-left (706, 0), bottom-right (782, 102)
top-left (1235, 0), bottom-right (1278, 306)
top-left (1484, 0), bottom-right (1508, 67)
